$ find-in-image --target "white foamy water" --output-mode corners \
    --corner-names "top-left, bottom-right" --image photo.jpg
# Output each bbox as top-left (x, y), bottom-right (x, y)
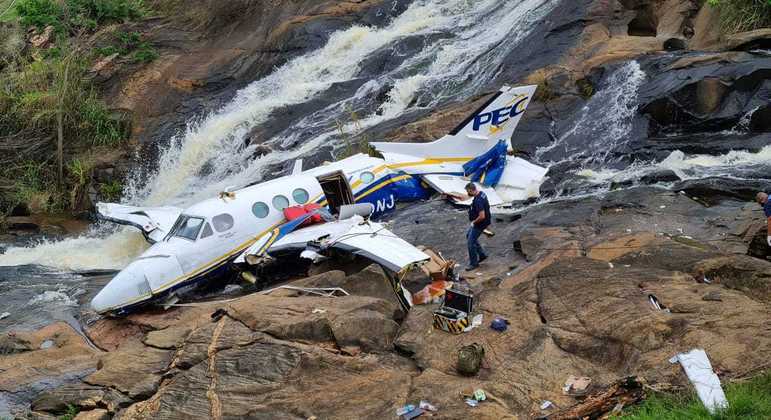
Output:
top-left (576, 145), bottom-right (771, 185)
top-left (536, 60), bottom-right (647, 164)
top-left (28, 290), bottom-right (77, 306)
top-left (0, 0), bottom-right (559, 270)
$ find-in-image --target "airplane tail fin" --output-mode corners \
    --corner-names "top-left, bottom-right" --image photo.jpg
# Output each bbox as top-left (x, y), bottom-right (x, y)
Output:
top-left (370, 85), bottom-right (537, 159)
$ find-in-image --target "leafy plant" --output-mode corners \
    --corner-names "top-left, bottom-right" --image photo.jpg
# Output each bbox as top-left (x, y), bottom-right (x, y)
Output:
top-left (59, 404), bottom-right (79, 420)
top-left (132, 42), bottom-right (157, 62)
top-left (96, 31), bottom-right (158, 63)
top-left (707, 0), bottom-right (771, 33)
top-left (15, 0), bottom-right (144, 33)
top-left (99, 179), bottom-right (122, 201)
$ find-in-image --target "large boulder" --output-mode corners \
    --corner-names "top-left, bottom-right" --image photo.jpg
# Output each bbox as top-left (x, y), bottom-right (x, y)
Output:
top-left (226, 294), bottom-right (401, 352)
top-left (0, 322), bottom-right (99, 394)
top-left (84, 341), bottom-right (173, 399)
top-left (537, 256), bottom-right (771, 384)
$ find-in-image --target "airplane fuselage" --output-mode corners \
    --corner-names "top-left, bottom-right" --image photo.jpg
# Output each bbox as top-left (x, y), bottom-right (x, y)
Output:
top-left (91, 154), bottom-right (436, 314)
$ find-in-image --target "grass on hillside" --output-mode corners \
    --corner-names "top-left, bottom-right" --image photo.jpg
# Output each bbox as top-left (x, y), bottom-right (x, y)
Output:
top-left (622, 372), bottom-right (771, 419)
top-left (708, 0), bottom-right (771, 34)
top-left (0, 0), bottom-right (18, 22)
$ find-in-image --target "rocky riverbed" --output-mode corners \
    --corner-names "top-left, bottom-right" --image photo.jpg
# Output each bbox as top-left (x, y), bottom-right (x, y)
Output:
top-left (2, 185), bottom-right (771, 419)
top-left (2, 0), bottom-right (771, 418)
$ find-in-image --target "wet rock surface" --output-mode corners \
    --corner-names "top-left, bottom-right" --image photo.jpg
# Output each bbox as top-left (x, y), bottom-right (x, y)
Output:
top-left (6, 185), bottom-right (771, 419)
top-left (3, 0), bottom-right (771, 418)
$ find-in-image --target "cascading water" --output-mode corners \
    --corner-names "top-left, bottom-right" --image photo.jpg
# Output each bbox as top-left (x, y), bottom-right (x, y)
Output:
top-left (0, 0), bottom-right (560, 271)
top-left (532, 60), bottom-right (771, 198)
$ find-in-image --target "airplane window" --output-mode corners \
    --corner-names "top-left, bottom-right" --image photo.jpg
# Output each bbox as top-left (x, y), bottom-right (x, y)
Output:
top-left (212, 213), bottom-right (234, 232)
top-left (272, 195), bottom-right (290, 211)
top-left (360, 171), bottom-right (375, 184)
top-left (292, 188), bottom-right (309, 204)
top-left (252, 202), bottom-right (269, 218)
top-left (172, 216), bottom-right (204, 241)
top-left (200, 222), bottom-right (213, 239)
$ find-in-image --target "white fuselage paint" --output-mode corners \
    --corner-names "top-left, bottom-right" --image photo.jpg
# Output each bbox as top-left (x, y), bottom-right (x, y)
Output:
top-left (91, 154), bottom-right (400, 313)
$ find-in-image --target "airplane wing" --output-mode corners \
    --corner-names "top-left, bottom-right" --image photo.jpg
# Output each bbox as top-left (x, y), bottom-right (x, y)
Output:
top-left (96, 203), bottom-right (182, 244)
top-left (238, 215), bottom-right (429, 273)
top-left (421, 174), bottom-right (504, 206)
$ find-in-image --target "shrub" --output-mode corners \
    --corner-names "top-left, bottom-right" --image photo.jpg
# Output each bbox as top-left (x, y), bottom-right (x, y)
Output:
top-left (99, 179), bottom-right (122, 201)
top-left (0, 52), bottom-right (126, 146)
top-left (707, 0), bottom-right (771, 33)
top-left (15, 0), bottom-right (144, 33)
top-left (96, 31), bottom-right (158, 63)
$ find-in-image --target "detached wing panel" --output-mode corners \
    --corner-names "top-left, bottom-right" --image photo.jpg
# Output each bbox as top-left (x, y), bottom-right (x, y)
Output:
top-left (268, 217), bottom-right (429, 273)
top-left (96, 203), bottom-right (181, 243)
top-left (421, 174), bottom-right (504, 206)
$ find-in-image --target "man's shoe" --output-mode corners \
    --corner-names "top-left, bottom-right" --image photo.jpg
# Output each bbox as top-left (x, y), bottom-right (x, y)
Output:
top-left (465, 265), bottom-right (479, 272)
top-left (479, 255), bottom-right (488, 263)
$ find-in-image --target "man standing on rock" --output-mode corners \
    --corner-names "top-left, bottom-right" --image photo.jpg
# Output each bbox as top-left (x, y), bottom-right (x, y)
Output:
top-left (464, 182), bottom-right (490, 271)
top-left (756, 192), bottom-right (771, 247)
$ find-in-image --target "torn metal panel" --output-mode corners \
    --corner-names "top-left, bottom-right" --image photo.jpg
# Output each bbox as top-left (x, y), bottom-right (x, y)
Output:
top-left (669, 348), bottom-right (728, 413)
top-left (268, 215), bottom-right (430, 273)
top-left (96, 203), bottom-right (182, 243)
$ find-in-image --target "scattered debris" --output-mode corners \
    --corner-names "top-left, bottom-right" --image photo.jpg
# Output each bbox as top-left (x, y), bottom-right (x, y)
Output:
top-left (548, 377), bottom-right (644, 419)
top-left (540, 400), bottom-right (554, 410)
top-left (311, 308), bottom-right (327, 314)
top-left (463, 389), bottom-right (487, 408)
top-left (563, 376), bottom-right (592, 396)
top-left (648, 294), bottom-right (669, 312)
top-left (608, 262), bottom-right (614, 269)
top-left (418, 247), bottom-right (455, 280)
top-left (433, 288), bottom-right (473, 334)
top-left (39, 340), bottom-right (54, 350)
top-left (669, 348), bottom-right (728, 413)
top-left (463, 313), bottom-right (484, 332)
top-left (396, 404), bottom-right (415, 416)
top-left (457, 343), bottom-right (485, 376)
top-left (490, 316), bottom-right (509, 332)
top-left (210, 308), bottom-right (227, 321)
top-left (418, 400), bottom-right (437, 412)
top-left (401, 408), bottom-right (424, 419)
top-left (261, 286), bottom-right (350, 298)
top-left (473, 389), bottom-right (486, 401)
top-left (0, 312), bottom-right (9, 320)
top-left (412, 280), bottom-right (453, 305)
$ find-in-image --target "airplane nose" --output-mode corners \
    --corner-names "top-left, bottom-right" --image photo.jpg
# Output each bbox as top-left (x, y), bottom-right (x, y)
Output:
top-left (91, 264), bottom-right (152, 314)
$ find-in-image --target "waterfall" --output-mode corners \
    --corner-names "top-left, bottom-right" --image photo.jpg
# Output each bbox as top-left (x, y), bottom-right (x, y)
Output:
top-left (0, 0), bottom-right (560, 270)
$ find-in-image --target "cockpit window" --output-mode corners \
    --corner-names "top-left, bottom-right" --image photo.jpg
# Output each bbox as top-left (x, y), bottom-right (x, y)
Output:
top-left (212, 213), bottom-right (234, 232)
top-left (200, 222), bottom-right (214, 239)
top-left (169, 215), bottom-right (204, 241)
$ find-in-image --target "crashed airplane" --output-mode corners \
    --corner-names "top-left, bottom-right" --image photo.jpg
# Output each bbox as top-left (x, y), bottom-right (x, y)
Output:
top-left (91, 85), bottom-right (548, 315)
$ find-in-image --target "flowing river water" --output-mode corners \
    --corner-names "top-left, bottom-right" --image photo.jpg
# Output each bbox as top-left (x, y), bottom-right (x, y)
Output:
top-left (1, 0), bottom-right (770, 335)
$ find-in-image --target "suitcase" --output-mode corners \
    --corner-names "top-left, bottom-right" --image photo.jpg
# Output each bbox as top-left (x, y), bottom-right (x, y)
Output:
top-left (432, 288), bottom-right (474, 334)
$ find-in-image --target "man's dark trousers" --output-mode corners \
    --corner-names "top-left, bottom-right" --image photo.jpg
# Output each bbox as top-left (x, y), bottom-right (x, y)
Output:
top-left (467, 226), bottom-right (487, 267)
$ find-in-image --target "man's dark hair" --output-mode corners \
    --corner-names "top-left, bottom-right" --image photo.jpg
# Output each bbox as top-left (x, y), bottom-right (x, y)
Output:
top-left (465, 182), bottom-right (477, 192)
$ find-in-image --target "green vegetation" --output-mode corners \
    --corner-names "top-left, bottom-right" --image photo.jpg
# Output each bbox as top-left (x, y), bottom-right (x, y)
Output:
top-left (707, 0), bottom-right (771, 34)
top-left (15, 0), bottom-right (144, 33)
top-left (622, 372), bottom-right (771, 419)
top-left (99, 179), bottom-right (122, 201)
top-left (59, 404), bottom-right (79, 420)
top-left (96, 30), bottom-right (157, 63)
top-left (0, 0), bottom-right (149, 216)
top-left (0, 51), bottom-right (127, 147)
top-left (0, 0), bottom-right (19, 22)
